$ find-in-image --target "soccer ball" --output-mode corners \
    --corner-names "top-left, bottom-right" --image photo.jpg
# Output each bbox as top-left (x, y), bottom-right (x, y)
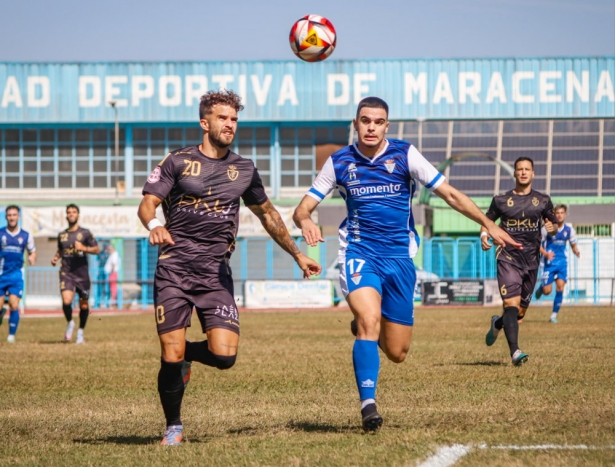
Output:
top-left (289, 14), bottom-right (336, 62)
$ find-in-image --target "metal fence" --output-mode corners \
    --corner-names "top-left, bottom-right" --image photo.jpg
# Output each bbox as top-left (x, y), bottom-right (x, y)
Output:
top-left (24, 235), bottom-right (614, 308)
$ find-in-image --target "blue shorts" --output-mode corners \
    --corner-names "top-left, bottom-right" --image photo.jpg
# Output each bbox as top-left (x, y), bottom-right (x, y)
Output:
top-left (0, 272), bottom-right (24, 298)
top-left (339, 254), bottom-right (416, 326)
top-left (541, 263), bottom-right (568, 286)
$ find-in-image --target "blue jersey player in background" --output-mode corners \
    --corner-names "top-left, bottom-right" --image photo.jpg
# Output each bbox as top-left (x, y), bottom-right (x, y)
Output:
top-left (535, 205), bottom-right (580, 323)
top-left (293, 97), bottom-right (520, 432)
top-left (0, 205), bottom-right (36, 343)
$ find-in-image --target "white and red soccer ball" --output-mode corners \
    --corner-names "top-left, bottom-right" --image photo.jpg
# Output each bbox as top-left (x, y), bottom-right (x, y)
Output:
top-left (289, 14), bottom-right (336, 62)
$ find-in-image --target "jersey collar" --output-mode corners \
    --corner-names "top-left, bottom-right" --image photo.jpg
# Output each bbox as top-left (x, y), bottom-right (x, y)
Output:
top-left (5, 227), bottom-right (21, 237)
top-left (353, 139), bottom-right (390, 163)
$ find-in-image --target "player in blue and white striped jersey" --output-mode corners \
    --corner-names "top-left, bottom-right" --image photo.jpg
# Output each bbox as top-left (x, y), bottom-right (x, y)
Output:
top-left (535, 205), bottom-right (580, 323)
top-left (293, 97), bottom-right (520, 432)
top-left (0, 205), bottom-right (36, 343)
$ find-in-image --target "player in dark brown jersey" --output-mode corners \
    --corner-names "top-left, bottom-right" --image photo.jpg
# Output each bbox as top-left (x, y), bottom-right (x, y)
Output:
top-left (138, 90), bottom-right (321, 446)
top-left (50, 204), bottom-right (100, 344)
top-left (481, 157), bottom-right (557, 366)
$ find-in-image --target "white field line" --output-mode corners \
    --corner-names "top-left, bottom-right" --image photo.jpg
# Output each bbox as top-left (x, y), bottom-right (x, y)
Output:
top-left (417, 444), bottom-right (615, 467)
top-left (416, 445), bottom-right (472, 467)
top-left (483, 444), bottom-right (615, 450)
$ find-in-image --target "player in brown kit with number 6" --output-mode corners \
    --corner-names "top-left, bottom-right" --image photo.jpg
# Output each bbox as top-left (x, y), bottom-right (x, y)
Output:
top-left (482, 157), bottom-right (557, 365)
top-left (138, 90), bottom-right (321, 446)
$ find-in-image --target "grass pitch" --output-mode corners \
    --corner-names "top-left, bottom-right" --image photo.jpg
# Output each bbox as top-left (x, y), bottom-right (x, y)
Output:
top-left (1, 305), bottom-right (614, 466)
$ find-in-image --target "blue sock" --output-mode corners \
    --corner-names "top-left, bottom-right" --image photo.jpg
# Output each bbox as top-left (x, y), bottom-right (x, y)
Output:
top-left (553, 291), bottom-right (563, 314)
top-left (353, 339), bottom-right (380, 401)
top-left (8, 310), bottom-right (20, 336)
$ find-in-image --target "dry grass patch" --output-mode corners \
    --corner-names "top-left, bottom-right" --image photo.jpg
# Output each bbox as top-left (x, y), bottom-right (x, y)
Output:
top-left (0, 305), bottom-right (613, 466)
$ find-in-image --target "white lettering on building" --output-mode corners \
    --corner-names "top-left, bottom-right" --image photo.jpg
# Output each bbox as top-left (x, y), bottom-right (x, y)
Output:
top-left (252, 74), bottom-right (272, 106)
top-left (277, 74), bottom-right (298, 106)
top-left (1, 76), bottom-right (23, 108)
top-left (159, 75), bottom-right (182, 106)
top-left (27, 76), bottom-right (50, 107)
top-left (132, 75), bottom-right (155, 106)
top-left (404, 72), bottom-right (427, 104)
top-left (327, 74), bottom-right (349, 105)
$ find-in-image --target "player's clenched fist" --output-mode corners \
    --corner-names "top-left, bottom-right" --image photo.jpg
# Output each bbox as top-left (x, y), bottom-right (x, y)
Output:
top-left (149, 226), bottom-right (175, 246)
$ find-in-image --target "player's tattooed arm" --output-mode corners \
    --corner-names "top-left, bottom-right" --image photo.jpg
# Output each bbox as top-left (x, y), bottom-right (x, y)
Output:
top-left (51, 250), bottom-right (60, 266)
top-left (248, 200), bottom-right (322, 278)
top-left (249, 200), bottom-right (302, 258)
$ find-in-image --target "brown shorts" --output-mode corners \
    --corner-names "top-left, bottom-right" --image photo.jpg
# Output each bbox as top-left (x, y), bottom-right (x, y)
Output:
top-left (59, 273), bottom-right (90, 300)
top-left (497, 260), bottom-right (538, 309)
top-left (153, 276), bottom-right (240, 336)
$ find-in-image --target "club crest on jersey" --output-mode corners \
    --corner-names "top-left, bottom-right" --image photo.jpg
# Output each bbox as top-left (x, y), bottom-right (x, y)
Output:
top-left (351, 274), bottom-right (362, 285)
top-left (227, 165), bottom-right (239, 181)
top-left (348, 163), bottom-right (357, 173)
top-left (77, 233), bottom-right (83, 241)
top-left (17, 237), bottom-right (23, 244)
top-left (147, 166), bottom-right (161, 183)
top-left (384, 159), bottom-right (396, 173)
top-left (532, 197), bottom-right (539, 206)
top-left (1, 236), bottom-right (6, 246)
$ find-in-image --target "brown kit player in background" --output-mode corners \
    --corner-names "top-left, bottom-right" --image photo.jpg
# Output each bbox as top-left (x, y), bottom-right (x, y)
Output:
top-left (138, 90), bottom-right (321, 446)
top-left (51, 204), bottom-right (100, 344)
top-left (481, 157), bottom-right (557, 365)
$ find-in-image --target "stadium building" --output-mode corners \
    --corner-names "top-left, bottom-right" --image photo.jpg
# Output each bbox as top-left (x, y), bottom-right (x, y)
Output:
top-left (1, 57), bottom-right (613, 306)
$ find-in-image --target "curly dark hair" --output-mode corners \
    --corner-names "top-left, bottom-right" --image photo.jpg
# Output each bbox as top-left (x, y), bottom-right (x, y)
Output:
top-left (199, 90), bottom-right (244, 119)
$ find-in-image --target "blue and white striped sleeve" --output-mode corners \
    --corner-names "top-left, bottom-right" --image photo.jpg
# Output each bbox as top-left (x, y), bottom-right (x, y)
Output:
top-left (306, 157), bottom-right (336, 203)
top-left (407, 145), bottom-right (445, 191)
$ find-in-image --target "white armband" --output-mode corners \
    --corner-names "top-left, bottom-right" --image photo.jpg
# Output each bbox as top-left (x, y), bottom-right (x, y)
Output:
top-left (480, 231), bottom-right (489, 238)
top-left (147, 218), bottom-right (164, 231)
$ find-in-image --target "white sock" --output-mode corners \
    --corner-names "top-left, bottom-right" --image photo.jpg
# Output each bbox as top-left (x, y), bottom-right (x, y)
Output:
top-left (77, 328), bottom-right (84, 337)
top-left (361, 398), bottom-right (376, 410)
top-left (551, 312), bottom-right (557, 319)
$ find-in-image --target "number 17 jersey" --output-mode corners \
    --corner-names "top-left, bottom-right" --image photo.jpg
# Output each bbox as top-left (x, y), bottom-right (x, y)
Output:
top-left (306, 139), bottom-right (445, 259)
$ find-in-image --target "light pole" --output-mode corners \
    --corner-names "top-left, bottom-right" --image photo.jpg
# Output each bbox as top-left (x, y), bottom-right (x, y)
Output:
top-left (109, 101), bottom-right (120, 205)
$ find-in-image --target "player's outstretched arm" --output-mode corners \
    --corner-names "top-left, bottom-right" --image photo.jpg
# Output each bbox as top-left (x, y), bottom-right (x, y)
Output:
top-left (434, 181), bottom-right (522, 250)
top-left (51, 250), bottom-right (60, 266)
top-left (572, 243), bottom-right (581, 258)
top-left (293, 195), bottom-right (324, 247)
top-left (249, 199), bottom-right (322, 279)
top-left (138, 193), bottom-right (174, 246)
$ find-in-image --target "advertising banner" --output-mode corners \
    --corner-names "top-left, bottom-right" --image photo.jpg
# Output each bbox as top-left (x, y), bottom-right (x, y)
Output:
top-left (422, 280), bottom-right (485, 306)
top-left (244, 280), bottom-right (333, 308)
top-left (21, 205), bottom-right (305, 238)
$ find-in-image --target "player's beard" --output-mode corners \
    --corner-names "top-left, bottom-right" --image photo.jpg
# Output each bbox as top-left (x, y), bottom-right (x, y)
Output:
top-left (209, 129), bottom-right (234, 149)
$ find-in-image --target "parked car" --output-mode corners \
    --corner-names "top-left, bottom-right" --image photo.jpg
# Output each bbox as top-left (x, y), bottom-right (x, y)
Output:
top-left (324, 258), bottom-right (440, 305)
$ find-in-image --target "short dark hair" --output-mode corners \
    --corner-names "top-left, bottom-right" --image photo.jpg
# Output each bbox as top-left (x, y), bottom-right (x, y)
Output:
top-left (199, 90), bottom-right (244, 119)
top-left (514, 157), bottom-right (534, 170)
top-left (66, 203), bottom-right (80, 213)
top-left (5, 205), bottom-right (19, 214)
top-left (554, 204), bottom-right (568, 212)
top-left (356, 96), bottom-right (389, 118)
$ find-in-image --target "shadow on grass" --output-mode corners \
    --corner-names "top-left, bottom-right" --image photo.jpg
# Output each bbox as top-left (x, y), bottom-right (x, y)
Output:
top-left (455, 361), bottom-right (507, 366)
top-left (286, 420), bottom-right (356, 433)
top-left (74, 436), bottom-right (160, 445)
top-left (35, 341), bottom-right (70, 345)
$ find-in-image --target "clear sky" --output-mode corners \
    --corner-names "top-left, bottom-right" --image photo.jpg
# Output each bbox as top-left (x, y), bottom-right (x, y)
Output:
top-left (1, 0), bottom-right (613, 62)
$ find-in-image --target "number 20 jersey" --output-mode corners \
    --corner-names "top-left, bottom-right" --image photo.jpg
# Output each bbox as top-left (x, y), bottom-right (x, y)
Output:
top-left (306, 139), bottom-right (445, 259)
top-left (142, 146), bottom-right (268, 289)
